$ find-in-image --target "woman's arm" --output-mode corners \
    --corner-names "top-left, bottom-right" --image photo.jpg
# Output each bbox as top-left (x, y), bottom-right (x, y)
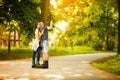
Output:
top-left (35, 29), bottom-right (39, 39)
top-left (35, 29), bottom-right (44, 39)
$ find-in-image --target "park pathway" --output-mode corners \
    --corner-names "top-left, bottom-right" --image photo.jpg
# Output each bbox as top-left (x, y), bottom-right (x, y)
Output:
top-left (0, 53), bottom-right (120, 80)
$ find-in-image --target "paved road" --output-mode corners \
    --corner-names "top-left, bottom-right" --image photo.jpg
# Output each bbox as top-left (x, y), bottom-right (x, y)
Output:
top-left (0, 53), bottom-right (120, 80)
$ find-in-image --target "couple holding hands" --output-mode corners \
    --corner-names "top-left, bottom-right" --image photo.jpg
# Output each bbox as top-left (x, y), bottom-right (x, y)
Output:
top-left (32, 21), bottom-right (52, 69)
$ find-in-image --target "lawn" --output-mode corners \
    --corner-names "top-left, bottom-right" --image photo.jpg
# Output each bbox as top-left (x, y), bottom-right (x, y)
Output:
top-left (49, 46), bottom-right (97, 56)
top-left (91, 55), bottom-right (120, 75)
top-left (0, 47), bottom-right (32, 60)
top-left (0, 46), bottom-right (96, 60)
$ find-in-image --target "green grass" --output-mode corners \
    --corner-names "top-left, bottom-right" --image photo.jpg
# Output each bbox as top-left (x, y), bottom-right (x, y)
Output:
top-left (0, 46), bottom-right (96, 60)
top-left (0, 47), bottom-right (33, 60)
top-left (49, 46), bottom-right (97, 56)
top-left (91, 55), bottom-right (120, 75)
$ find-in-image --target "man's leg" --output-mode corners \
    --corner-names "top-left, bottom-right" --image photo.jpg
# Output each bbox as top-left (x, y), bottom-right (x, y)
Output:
top-left (44, 52), bottom-right (49, 68)
top-left (43, 53), bottom-right (49, 61)
top-left (41, 41), bottom-right (49, 68)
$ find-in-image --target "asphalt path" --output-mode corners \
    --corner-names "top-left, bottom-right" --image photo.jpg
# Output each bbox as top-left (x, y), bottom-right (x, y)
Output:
top-left (0, 53), bottom-right (120, 80)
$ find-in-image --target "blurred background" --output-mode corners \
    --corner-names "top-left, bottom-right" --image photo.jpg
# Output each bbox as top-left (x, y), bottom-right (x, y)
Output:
top-left (0, 0), bottom-right (119, 59)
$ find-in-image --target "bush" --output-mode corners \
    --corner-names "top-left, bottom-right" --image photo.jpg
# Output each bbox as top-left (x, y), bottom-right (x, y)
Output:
top-left (92, 39), bottom-right (103, 51)
top-left (107, 40), bottom-right (115, 51)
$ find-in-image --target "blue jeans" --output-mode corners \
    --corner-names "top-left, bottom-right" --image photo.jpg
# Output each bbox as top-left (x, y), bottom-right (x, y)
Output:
top-left (32, 47), bottom-right (41, 64)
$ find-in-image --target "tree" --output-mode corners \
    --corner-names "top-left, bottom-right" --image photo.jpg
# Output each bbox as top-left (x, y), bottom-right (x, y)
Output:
top-left (0, 0), bottom-right (41, 52)
top-left (50, 0), bottom-right (118, 51)
top-left (86, 0), bottom-right (118, 51)
top-left (40, 0), bottom-right (50, 25)
top-left (118, 0), bottom-right (120, 54)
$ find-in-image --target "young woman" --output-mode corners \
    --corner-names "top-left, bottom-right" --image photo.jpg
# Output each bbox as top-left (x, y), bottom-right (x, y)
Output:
top-left (32, 22), bottom-right (43, 68)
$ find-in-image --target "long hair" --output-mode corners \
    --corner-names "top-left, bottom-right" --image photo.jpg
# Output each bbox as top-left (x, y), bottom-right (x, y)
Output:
top-left (34, 23), bottom-right (38, 32)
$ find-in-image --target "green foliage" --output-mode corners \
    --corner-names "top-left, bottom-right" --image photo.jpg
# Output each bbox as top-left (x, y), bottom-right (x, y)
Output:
top-left (92, 55), bottom-right (120, 75)
top-left (89, 0), bottom-right (118, 51)
top-left (0, 0), bottom-right (41, 46)
top-left (22, 33), bottom-right (33, 46)
top-left (11, 0), bottom-right (41, 40)
top-left (92, 38), bottom-right (103, 51)
top-left (30, 0), bottom-right (41, 3)
top-left (0, 0), bottom-right (119, 51)
top-left (51, 0), bottom-right (118, 51)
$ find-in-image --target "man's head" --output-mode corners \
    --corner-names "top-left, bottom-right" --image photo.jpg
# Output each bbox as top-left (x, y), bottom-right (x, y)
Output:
top-left (39, 21), bottom-right (44, 28)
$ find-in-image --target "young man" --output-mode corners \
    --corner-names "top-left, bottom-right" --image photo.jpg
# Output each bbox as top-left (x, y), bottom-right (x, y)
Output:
top-left (39, 21), bottom-right (52, 68)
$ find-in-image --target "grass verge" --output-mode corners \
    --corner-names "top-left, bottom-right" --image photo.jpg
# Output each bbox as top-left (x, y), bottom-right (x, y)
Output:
top-left (0, 46), bottom-right (96, 60)
top-left (91, 55), bottom-right (120, 75)
top-left (49, 46), bottom-right (97, 56)
top-left (0, 47), bottom-right (32, 60)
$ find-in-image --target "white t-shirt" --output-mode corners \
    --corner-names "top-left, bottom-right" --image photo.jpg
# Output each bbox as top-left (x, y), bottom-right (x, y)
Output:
top-left (32, 38), bottom-right (39, 51)
top-left (32, 28), bottom-right (40, 51)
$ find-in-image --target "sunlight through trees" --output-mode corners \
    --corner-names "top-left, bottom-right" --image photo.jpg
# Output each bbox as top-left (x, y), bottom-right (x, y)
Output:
top-left (0, 0), bottom-right (119, 53)
top-left (50, 0), bottom-right (118, 52)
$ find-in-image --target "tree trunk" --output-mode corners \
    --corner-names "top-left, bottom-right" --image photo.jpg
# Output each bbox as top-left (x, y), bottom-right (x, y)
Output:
top-left (8, 31), bottom-right (11, 53)
top-left (40, 0), bottom-right (50, 25)
top-left (18, 32), bottom-right (21, 47)
top-left (103, 32), bottom-right (109, 51)
top-left (14, 31), bottom-right (16, 47)
top-left (118, 0), bottom-right (120, 54)
top-left (103, 7), bottom-right (109, 51)
top-left (8, 6), bottom-right (11, 53)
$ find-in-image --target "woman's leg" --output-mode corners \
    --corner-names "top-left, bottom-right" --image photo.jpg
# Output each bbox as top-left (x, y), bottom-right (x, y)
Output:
top-left (32, 50), bottom-right (36, 68)
top-left (36, 47), bottom-right (41, 65)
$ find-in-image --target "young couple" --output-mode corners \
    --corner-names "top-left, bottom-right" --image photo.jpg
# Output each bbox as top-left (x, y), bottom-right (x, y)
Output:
top-left (32, 21), bottom-right (52, 69)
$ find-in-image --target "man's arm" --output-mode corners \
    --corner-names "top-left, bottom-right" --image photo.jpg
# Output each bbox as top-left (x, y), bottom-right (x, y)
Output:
top-left (47, 20), bottom-right (53, 30)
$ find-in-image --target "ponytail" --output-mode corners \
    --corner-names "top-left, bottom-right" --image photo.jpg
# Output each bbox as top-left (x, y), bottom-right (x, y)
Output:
top-left (34, 23), bottom-right (38, 32)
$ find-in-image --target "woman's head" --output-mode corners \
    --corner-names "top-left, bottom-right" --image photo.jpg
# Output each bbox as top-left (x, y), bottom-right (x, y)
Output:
top-left (34, 22), bottom-right (39, 31)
